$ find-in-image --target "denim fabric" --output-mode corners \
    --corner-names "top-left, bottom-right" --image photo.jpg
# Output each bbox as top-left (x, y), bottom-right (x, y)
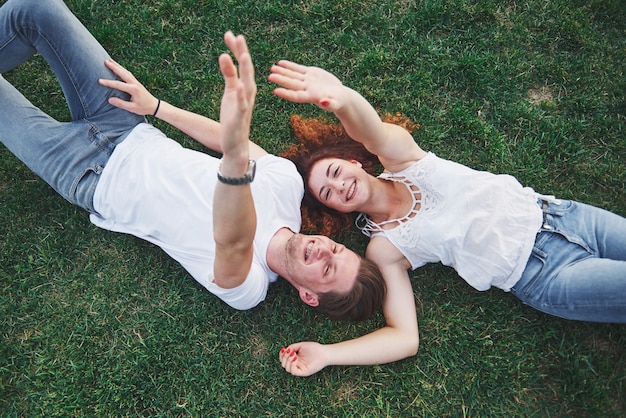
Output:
top-left (0, 0), bottom-right (144, 212)
top-left (511, 200), bottom-right (626, 323)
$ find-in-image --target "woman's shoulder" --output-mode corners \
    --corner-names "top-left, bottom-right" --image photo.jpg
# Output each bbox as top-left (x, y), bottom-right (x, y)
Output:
top-left (366, 235), bottom-right (409, 267)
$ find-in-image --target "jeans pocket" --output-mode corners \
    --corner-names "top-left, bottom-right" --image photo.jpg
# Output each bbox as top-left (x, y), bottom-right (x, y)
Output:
top-left (515, 245), bottom-right (548, 300)
top-left (70, 165), bottom-right (103, 213)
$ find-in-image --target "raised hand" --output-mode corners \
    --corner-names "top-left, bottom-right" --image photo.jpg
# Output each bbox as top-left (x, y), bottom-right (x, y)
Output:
top-left (279, 342), bottom-right (329, 377)
top-left (218, 31), bottom-right (257, 158)
top-left (268, 60), bottom-right (344, 112)
top-left (211, 31), bottom-right (258, 290)
top-left (98, 59), bottom-right (159, 116)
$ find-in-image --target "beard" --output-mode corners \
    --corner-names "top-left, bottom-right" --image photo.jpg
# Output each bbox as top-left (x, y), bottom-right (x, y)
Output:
top-left (282, 232), bottom-right (301, 278)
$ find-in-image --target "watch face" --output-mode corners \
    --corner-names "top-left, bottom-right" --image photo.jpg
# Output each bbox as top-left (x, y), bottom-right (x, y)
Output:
top-left (247, 159), bottom-right (256, 180)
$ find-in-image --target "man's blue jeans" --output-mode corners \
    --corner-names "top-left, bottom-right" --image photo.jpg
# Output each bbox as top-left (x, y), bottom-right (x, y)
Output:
top-left (0, 0), bottom-right (144, 213)
top-left (511, 200), bottom-right (626, 323)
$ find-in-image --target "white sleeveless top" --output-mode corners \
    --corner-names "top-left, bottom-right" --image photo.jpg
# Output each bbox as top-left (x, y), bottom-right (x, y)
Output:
top-left (357, 152), bottom-right (543, 291)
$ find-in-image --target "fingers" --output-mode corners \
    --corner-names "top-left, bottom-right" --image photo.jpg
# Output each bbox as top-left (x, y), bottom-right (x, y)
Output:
top-left (269, 63), bottom-right (305, 81)
top-left (268, 62), bottom-right (307, 92)
top-left (280, 347), bottom-right (298, 364)
top-left (268, 61), bottom-right (320, 105)
top-left (98, 59), bottom-right (141, 98)
top-left (272, 87), bottom-right (309, 104)
top-left (268, 65), bottom-right (309, 101)
top-left (218, 53), bottom-right (238, 90)
top-left (274, 60), bottom-right (308, 74)
top-left (103, 58), bottom-right (137, 83)
top-left (98, 77), bottom-right (132, 94)
top-left (267, 72), bottom-right (304, 91)
top-left (221, 31), bottom-right (257, 106)
top-left (106, 96), bottom-right (131, 112)
top-left (224, 32), bottom-right (255, 83)
top-left (279, 347), bottom-right (301, 375)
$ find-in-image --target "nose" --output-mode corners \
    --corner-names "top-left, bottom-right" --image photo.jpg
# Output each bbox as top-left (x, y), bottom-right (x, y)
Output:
top-left (314, 243), bottom-right (333, 260)
top-left (330, 178), bottom-right (345, 194)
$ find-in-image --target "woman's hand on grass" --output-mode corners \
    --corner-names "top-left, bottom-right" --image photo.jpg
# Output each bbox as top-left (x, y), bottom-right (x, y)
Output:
top-left (279, 342), bottom-right (329, 377)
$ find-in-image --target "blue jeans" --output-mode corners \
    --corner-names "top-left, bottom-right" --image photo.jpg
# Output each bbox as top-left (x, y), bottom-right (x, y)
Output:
top-left (511, 200), bottom-right (626, 323)
top-left (0, 0), bottom-right (144, 213)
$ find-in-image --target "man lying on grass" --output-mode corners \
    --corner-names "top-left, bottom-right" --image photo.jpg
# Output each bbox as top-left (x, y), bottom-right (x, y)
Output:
top-left (0, 0), bottom-right (385, 325)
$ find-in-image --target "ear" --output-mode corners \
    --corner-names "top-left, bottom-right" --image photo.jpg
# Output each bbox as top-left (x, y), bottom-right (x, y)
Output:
top-left (349, 159), bottom-right (363, 168)
top-left (299, 288), bottom-right (320, 307)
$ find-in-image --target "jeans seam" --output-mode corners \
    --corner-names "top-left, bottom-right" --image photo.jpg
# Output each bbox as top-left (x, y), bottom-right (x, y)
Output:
top-left (21, 20), bottom-right (90, 119)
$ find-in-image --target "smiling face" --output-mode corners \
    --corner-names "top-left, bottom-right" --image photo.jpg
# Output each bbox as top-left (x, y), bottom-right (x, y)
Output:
top-left (283, 233), bottom-right (360, 300)
top-left (307, 157), bottom-right (367, 213)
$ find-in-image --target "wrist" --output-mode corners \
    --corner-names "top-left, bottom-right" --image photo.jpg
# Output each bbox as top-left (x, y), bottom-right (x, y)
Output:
top-left (217, 159), bottom-right (256, 185)
top-left (152, 98), bottom-right (161, 117)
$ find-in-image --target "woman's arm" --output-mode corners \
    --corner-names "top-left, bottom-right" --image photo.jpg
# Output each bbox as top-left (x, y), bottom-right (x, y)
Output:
top-left (268, 60), bottom-right (425, 171)
top-left (99, 59), bottom-right (267, 160)
top-left (279, 237), bottom-right (419, 376)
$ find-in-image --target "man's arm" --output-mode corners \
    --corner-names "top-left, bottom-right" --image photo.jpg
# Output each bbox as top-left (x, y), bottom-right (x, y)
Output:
top-left (211, 31), bottom-right (258, 289)
top-left (99, 33), bottom-right (263, 289)
top-left (99, 58), bottom-right (267, 159)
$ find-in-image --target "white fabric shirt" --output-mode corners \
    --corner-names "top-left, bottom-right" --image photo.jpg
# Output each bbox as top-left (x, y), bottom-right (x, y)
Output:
top-left (358, 152), bottom-right (543, 291)
top-left (90, 123), bottom-right (303, 309)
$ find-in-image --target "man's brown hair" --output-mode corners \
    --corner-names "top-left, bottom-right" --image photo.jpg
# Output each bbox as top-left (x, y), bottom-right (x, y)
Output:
top-left (316, 257), bottom-right (386, 321)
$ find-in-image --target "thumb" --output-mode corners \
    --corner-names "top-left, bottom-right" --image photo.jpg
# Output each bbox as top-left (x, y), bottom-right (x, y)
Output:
top-left (318, 98), bottom-right (337, 111)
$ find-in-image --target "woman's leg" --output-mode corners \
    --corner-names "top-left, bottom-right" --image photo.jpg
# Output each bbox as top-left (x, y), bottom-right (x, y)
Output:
top-left (0, 0), bottom-right (144, 212)
top-left (512, 200), bottom-right (626, 323)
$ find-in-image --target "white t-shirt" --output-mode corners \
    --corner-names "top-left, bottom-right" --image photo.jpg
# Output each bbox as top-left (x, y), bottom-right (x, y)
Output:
top-left (358, 152), bottom-right (543, 291)
top-left (90, 123), bottom-right (303, 309)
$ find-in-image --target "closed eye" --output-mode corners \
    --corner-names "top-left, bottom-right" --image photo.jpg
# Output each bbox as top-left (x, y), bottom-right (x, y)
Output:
top-left (320, 187), bottom-right (331, 201)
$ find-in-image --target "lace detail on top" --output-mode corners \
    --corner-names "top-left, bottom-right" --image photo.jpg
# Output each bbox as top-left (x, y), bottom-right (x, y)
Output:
top-left (356, 156), bottom-right (442, 239)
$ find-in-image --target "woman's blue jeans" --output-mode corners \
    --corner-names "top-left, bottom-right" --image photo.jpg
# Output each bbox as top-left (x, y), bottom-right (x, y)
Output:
top-left (0, 0), bottom-right (144, 213)
top-left (511, 200), bottom-right (626, 323)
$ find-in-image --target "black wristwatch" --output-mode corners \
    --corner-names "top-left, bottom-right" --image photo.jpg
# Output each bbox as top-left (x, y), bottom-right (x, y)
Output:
top-left (217, 159), bottom-right (256, 185)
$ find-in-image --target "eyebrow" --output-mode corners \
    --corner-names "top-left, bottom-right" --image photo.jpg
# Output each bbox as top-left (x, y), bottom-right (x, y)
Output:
top-left (325, 162), bottom-right (334, 178)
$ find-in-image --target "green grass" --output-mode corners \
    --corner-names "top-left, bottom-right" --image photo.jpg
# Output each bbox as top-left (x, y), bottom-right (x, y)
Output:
top-left (1, 0), bottom-right (625, 416)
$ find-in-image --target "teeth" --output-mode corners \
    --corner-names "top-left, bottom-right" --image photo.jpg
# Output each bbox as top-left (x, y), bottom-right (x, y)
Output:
top-left (346, 182), bottom-right (356, 201)
top-left (305, 242), bottom-right (313, 260)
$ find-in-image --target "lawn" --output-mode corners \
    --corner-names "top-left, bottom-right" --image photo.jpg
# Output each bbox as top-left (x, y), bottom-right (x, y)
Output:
top-left (1, 0), bottom-right (624, 416)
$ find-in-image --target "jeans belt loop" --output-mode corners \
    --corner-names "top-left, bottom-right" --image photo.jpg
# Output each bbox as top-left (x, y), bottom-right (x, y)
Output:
top-left (539, 198), bottom-right (552, 230)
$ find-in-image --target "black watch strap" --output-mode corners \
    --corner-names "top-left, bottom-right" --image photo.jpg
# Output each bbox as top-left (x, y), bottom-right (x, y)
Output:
top-left (217, 159), bottom-right (256, 185)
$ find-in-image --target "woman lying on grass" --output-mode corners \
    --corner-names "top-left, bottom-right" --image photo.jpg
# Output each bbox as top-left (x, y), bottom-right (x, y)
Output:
top-left (268, 60), bottom-right (626, 377)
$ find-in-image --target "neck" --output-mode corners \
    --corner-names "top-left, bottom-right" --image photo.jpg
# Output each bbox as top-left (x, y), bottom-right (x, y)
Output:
top-left (266, 227), bottom-right (295, 281)
top-left (365, 178), bottom-right (406, 223)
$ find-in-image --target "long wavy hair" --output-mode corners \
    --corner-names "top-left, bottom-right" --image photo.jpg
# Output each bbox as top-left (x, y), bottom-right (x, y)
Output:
top-left (280, 113), bottom-right (419, 236)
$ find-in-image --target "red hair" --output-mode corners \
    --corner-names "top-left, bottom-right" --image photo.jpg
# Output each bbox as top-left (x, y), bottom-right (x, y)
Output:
top-left (280, 114), bottom-right (419, 236)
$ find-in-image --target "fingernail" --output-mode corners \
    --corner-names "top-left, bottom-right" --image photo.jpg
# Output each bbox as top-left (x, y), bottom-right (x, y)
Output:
top-left (320, 100), bottom-right (329, 107)
top-left (280, 348), bottom-right (285, 354)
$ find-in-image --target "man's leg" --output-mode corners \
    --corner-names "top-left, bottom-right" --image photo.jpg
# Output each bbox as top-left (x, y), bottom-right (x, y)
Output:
top-left (0, 0), bottom-right (144, 211)
top-left (0, 0), bottom-right (137, 126)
